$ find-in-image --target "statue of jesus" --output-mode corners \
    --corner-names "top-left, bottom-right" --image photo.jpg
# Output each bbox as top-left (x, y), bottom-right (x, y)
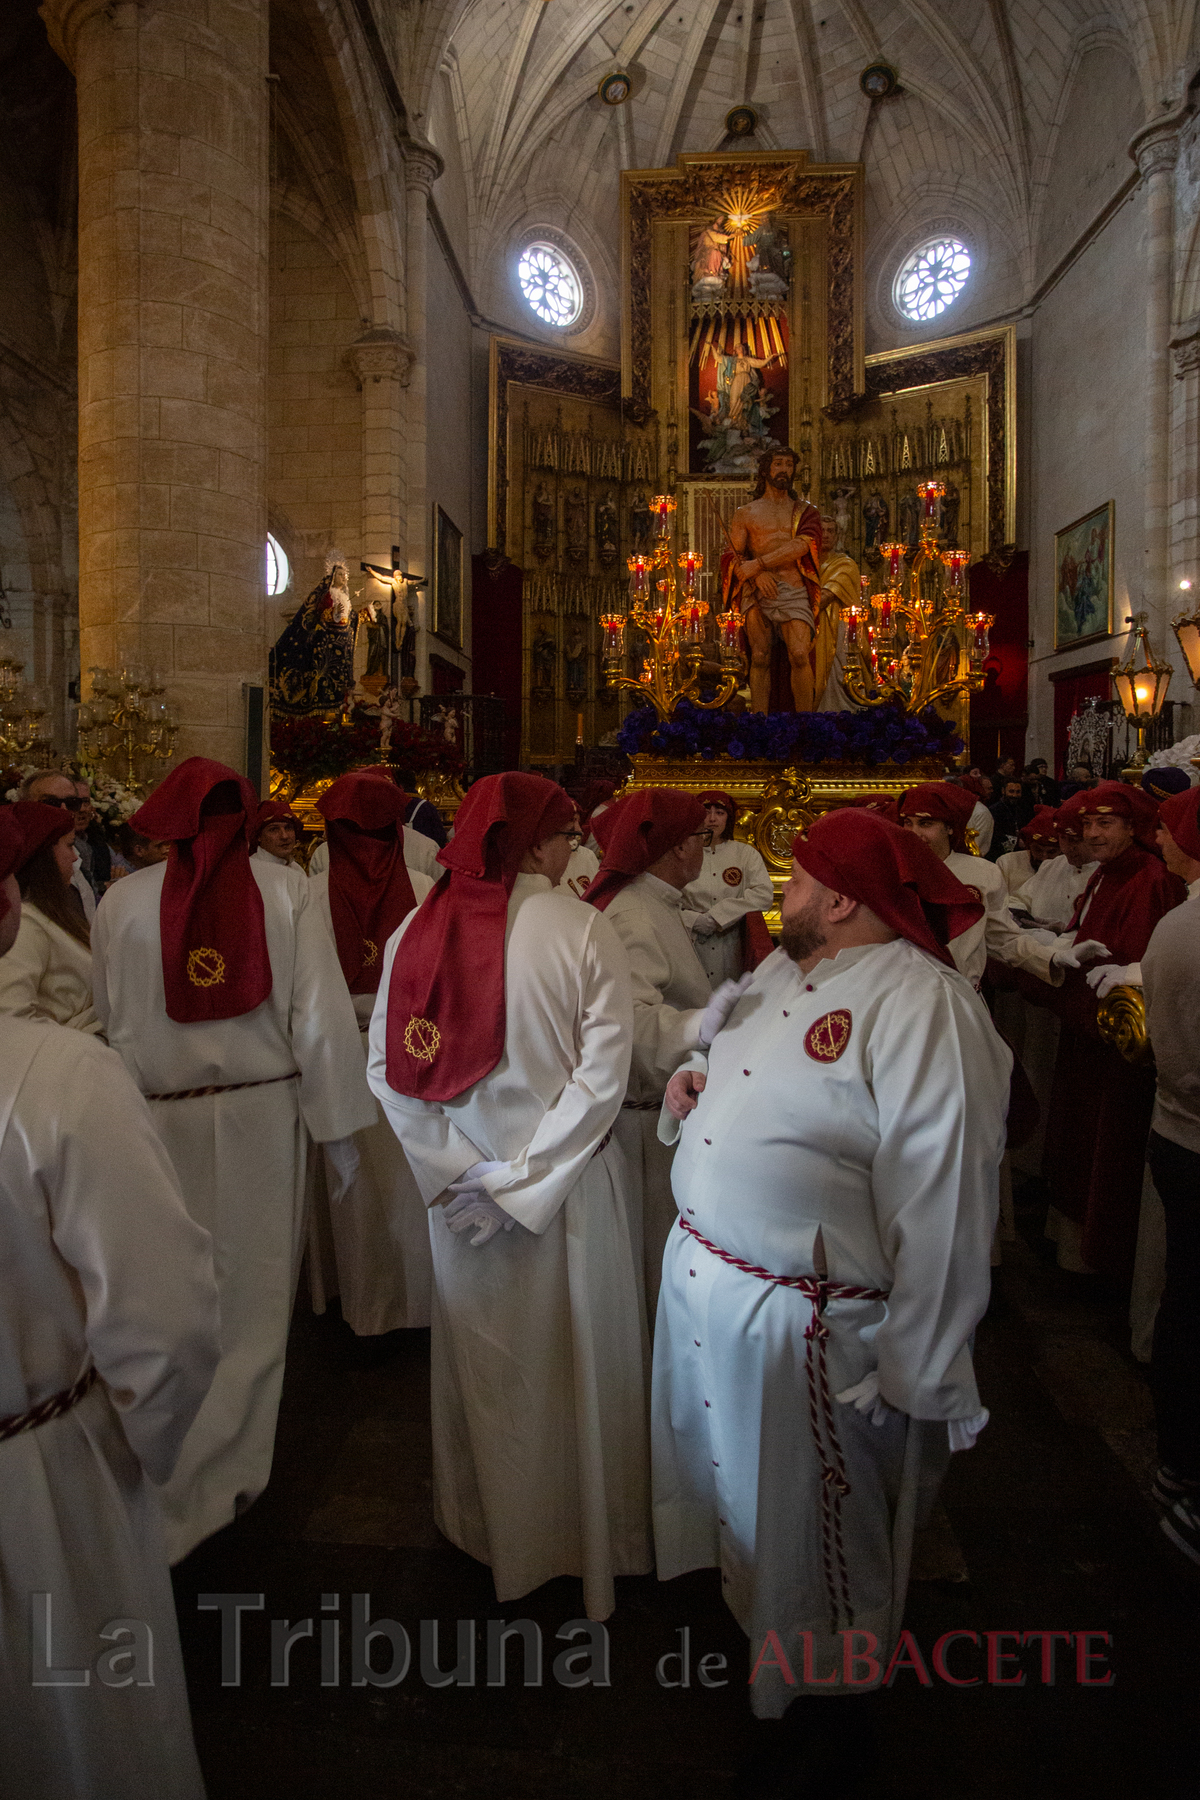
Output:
top-left (729, 447), bottom-right (822, 713)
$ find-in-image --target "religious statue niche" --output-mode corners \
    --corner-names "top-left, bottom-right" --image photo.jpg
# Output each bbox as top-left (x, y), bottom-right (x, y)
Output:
top-left (532, 481), bottom-right (555, 562)
top-left (564, 618), bottom-right (589, 697)
top-left (530, 627), bottom-right (557, 704)
top-left (269, 550), bottom-right (355, 716)
top-left (688, 181), bottom-right (790, 477)
top-left (595, 492), bottom-right (619, 567)
top-left (565, 486), bottom-right (588, 564)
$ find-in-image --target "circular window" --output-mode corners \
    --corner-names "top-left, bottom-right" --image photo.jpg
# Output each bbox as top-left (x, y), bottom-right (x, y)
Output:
top-left (893, 237), bottom-right (972, 322)
top-left (265, 532), bottom-right (290, 596)
top-left (517, 242), bottom-right (583, 329)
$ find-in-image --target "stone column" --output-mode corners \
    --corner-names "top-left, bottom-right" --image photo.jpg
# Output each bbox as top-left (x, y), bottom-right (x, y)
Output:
top-left (398, 136), bottom-right (443, 700)
top-left (43, 0), bottom-right (270, 768)
top-left (346, 322), bottom-right (413, 617)
top-left (1132, 122), bottom-right (1179, 655)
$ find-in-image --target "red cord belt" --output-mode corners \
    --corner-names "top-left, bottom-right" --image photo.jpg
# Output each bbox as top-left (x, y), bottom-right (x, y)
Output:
top-left (0, 1367), bottom-right (98, 1443)
top-left (677, 1216), bottom-right (889, 1635)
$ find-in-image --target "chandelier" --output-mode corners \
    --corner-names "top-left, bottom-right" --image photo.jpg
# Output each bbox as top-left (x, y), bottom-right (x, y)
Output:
top-left (77, 666), bottom-right (178, 791)
top-left (840, 481), bottom-right (993, 714)
top-left (0, 656), bottom-right (54, 762)
top-left (600, 495), bottom-right (747, 719)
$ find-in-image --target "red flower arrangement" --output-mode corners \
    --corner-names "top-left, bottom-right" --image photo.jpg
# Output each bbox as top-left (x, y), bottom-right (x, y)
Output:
top-left (270, 712), bottom-right (464, 791)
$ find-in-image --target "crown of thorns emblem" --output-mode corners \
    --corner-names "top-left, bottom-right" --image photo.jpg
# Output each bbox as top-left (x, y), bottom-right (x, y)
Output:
top-left (186, 947), bottom-right (226, 988)
top-left (403, 1015), bottom-right (441, 1063)
top-left (362, 938), bottom-right (379, 966)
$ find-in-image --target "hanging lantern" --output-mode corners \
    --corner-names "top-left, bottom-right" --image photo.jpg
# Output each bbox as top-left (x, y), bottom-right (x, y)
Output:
top-left (1172, 601), bottom-right (1200, 687)
top-left (1111, 611), bottom-right (1173, 770)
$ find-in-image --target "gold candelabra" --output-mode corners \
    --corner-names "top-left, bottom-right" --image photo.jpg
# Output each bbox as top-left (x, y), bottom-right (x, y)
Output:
top-left (840, 481), bottom-right (993, 716)
top-left (77, 666), bottom-right (178, 791)
top-left (600, 495), bottom-right (748, 719)
top-left (0, 656), bottom-right (54, 761)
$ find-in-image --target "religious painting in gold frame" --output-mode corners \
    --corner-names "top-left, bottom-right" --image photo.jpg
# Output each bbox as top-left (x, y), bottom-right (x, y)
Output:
top-left (1054, 500), bottom-right (1114, 650)
top-left (621, 150), bottom-right (865, 492)
top-left (432, 503), bottom-right (464, 650)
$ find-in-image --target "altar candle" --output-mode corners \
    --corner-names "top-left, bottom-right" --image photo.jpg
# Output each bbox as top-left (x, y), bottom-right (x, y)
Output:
top-left (651, 494), bottom-right (676, 538)
top-left (917, 480), bottom-right (944, 529)
top-left (880, 542), bottom-right (904, 586)
top-left (627, 555), bottom-right (650, 600)
top-left (576, 712), bottom-right (584, 743)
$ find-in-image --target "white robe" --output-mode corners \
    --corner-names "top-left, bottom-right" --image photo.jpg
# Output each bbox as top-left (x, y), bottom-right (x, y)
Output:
top-left (996, 848), bottom-right (1033, 897)
top-left (1019, 853), bottom-right (1097, 929)
top-left (0, 902), bottom-right (102, 1033)
top-left (944, 850), bottom-right (1058, 989)
top-left (653, 940), bottom-right (1009, 1715)
top-left (681, 838), bottom-right (775, 987)
top-left (559, 843), bottom-right (600, 900)
top-left (308, 823), bottom-right (439, 882)
top-left (601, 873), bottom-right (712, 1315)
top-left (307, 865), bottom-right (435, 1333)
top-left (0, 1018), bottom-right (220, 1798)
top-left (91, 857), bottom-right (373, 1561)
top-left (254, 844), bottom-right (300, 870)
top-left (968, 798), bottom-right (994, 856)
top-left (367, 874), bottom-right (651, 1620)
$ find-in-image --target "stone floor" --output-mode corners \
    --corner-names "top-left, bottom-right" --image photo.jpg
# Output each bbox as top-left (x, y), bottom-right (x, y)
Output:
top-left (172, 1201), bottom-right (1200, 1800)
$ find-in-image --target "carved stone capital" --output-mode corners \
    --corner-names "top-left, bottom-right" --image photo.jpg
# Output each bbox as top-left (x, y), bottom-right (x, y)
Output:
top-left (347, 326), bottom-right (415, 387)
top-left (1131, 118), bottom-right (1183, 179)
top-left (399, 135), bottom-right (444, 194)
top-left (39, 0), bottom-right (127, 70)
top-left (1171, 316), bottom-right (1200, 378)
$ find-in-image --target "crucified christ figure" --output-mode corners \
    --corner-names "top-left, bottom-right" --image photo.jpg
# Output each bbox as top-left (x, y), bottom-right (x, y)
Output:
top-left (729, 446), bottom-right (822, 713)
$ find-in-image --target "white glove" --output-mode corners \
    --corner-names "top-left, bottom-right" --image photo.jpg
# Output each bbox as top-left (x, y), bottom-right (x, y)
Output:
top-left (834, 1371), bottom-right (901, 1428)
top-left (323, 1135), bottom-right (361, 1203)
top-left (947, 1408), bottom-right (990, 1453)
top-left (442, 1189), bottom-right (515, 1246)
top-left (1086, 961), bottom-right (1142, 998)
top-left (697, 973), bottom-right (754, 1048)
top-left (691, 913), bottom-right (719, 937)
top-left (1049, 936), bottom-right (1110, 970)
top-left (452, 1159), bottom-right (507, 1191)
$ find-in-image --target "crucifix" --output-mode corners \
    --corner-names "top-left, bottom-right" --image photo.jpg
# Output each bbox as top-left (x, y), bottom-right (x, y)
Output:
top-left (359, 546), bottom-right (426, 687)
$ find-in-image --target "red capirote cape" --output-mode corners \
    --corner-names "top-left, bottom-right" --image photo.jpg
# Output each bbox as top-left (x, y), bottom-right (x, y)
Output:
top-left (0, 807), bottom-right (23, 919)
top-left (11, 799), bottom-right (76, 874)
top-left (897, 780), bottom-right (976, 852)
top-left (586, 788), bottom-right (707, 912)
top-left (384, 771), bottom-right (575, 1102)
top-left (317, 770), bottom-right (417, 995)
top-left (792, 809), bottom-right (984, 968)
top-left (1159, 785), bottom-right (1200, 862)
top-left (132, 757), bottom-right (272, 1024)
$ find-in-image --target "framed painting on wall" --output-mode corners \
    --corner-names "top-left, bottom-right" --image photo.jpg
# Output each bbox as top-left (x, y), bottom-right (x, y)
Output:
top-left (432, 505), bottom-right (464, 649)
top-left (1054, 501), bottom-right (1113, 649)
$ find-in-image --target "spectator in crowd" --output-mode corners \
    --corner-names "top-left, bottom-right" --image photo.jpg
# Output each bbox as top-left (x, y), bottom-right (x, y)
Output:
top-left (995, 754), bottom-right (1017, 785)
top-left (406, 790), bottom-right (448, 849)
top-left (1022, 758), bottom-right (1060, 807)
top-left (108, 821), bottom-right (172, 879)
top-left (17, 769), bottom-right (95, 922)
top-left (72, 779), bottom-right (111, 900)
top-left (1060, 760), bottom-right (1097, 800)
top-left (0, 801), bottom-right (101, 1032)
top-left (989, 776), bottom-right (1034, 858)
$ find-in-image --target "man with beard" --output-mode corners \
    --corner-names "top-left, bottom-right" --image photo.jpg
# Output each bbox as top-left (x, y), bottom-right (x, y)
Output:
top-left (651, 810), bottom-right (1009, 1775)
top-left (731, 446), bottom-right (822, 713)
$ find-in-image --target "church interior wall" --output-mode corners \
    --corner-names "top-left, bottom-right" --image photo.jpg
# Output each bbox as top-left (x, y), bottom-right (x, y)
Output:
top-left (266, 210), bottom-right (364, 619)
top-left (425, 229), bottom-right (475, 674)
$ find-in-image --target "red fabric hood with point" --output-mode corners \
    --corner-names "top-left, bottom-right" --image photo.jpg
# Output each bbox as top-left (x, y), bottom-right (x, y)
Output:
top-left (318, 770), bottom-right (417, 995)
top-left (384, 771), bottom-right (575, 1101)
top-left (1159, 786), bottom-right (1200, 863)
top-left (132, 757), bottom-right (271, 1024)
top-left (586, 788), bottom-right (707, 912)
top-left (791, 809), bottom-right (984, 968)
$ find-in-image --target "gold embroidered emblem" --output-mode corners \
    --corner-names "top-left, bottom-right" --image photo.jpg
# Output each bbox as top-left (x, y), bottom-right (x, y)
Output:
top-left (186, 947), bottom-right (226, 988)
top-left (362, 938), bottom-right (379, 966)
top-left (404, 1015), bottom-right (441, 1064)
top-left (963, 886), bottom-right (981, 904)
top-left (804, 1009), bottom-right (852, 1063)
top-left (722, 866), bottom-right (743, 886)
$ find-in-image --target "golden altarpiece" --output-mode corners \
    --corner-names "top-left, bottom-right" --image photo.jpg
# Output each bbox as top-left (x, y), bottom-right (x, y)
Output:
top-left (488, 151), bottom-right (1017, 910)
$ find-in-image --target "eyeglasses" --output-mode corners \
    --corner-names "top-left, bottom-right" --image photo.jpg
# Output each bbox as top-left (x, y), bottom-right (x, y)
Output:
top-left (686, 829), bottom-right (714, 846)
top-left (38, 795), bottom-right (85, 813)
top-left (550, 830), bottom-right (583, 850)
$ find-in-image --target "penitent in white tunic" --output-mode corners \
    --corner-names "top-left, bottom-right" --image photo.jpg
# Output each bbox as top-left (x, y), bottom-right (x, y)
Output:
top-left (367, 874), bottom-right (651, 1621)
top-left (653, 941), bottom-right (1009, 1716)
top-left (0, 1019), bottom-right (219, 1799)
top-left (308, 823), bottom-right (439, 882)
top-left (601, 872), bottom-right (712, 1317)
top-left (307, 865), bottom-right (435, 1333)
top-left (559, 843), bottom-right (600, 899)
top-left (943, 849), bottom-right (1058, 990)
top-left (1018, 853), bottom-right (1097, 928)
top-left (681, 837), bottom-right (775, 987)
top-left (0, 901), bottom-right (102, 1033)
top-left (91, 857), bottom-right (374, 1562)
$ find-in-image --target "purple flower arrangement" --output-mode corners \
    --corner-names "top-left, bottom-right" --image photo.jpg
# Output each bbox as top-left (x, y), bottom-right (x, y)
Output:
top-left (616, 700), bottom-right (961, 767)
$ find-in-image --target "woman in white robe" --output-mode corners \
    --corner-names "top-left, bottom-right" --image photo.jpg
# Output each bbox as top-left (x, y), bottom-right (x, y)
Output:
top-left (0, 801), bottom-right (103, 1034)
top-left (680, 790), bottom-right (774, 987)
top-left (0, 1007), bottom-right (220, 1798)
top-left (92, 760), bottom-right (373, 1563)
top-left (368, 774), bottom-right (651, 1621)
